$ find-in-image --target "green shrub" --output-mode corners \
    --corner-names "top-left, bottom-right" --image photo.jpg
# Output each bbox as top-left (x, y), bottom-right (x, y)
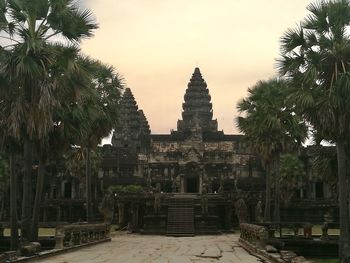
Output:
top-left (108, 185), bottom-right (143, 194)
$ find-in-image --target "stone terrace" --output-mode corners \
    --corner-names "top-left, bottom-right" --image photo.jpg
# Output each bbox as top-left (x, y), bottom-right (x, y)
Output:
top-left (36, 234), bottom-right (264, 263)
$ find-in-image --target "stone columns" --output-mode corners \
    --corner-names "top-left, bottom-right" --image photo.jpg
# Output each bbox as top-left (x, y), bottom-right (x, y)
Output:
top-left (71, 182), bottom-right (76, 199)
top-left (132, 204), bottom-right (139, 230)
top-left (180, 176), bottom-right (185, 193)
top-left (117, 203), bottom-right (125, 225)
top-left (56, 206), bottom-right (62, 222)
top-left (43, 208), bottom-right (47, 222)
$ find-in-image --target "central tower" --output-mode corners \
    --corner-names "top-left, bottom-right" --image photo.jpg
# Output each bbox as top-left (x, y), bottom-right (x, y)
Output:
top-left (177, 67), bottom-right (218, 135)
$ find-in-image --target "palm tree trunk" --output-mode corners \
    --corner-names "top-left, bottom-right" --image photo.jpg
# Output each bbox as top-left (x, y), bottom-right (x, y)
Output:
top-left (0, 192), bottom-right (4, 221)
top-left (336, 139), bottom-right (350, 262)
top-left (86, 147), bottom-right (93, 222)
top-left (264, 164), bottom-right (271, 222)
top-left (273, 155), bottom-right (281, 222)
top-left (10, 151), bottom-right (19, 250)
top-left (30, 155), bottom-right (45, 241)
top-left (21, 137), bottom-right (33, 242)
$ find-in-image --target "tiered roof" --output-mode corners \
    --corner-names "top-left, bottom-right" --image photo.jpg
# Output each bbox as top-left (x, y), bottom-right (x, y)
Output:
top-left (138, 110), bottom-right (151, 135)
top-left (177, 67), bottom-right (218, 133)
top-left (112, 88), bottom-right (150, 148)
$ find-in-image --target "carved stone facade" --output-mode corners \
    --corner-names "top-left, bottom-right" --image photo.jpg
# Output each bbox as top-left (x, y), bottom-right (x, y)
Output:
top-left (101, 68), bottom-right (265, 194)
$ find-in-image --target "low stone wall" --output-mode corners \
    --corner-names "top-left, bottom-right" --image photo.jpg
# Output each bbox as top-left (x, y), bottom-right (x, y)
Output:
top-left (239, 223), bottom-right (268, 249)
top-left (0, 223), bottom-right (112, 262)
top-left (54, 223), bottom-right (110, 249)
top-left (239, 223), bottom-right (315, 263)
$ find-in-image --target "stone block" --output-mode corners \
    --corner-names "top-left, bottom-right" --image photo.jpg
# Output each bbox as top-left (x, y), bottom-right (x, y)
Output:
top-left (0, 254), bottom-right (6, 263)
top-left (265, 245), bottom-right (277, 253)
top-left (291, 256), bottom-right (306, 263)
top-left (20, 242), bottom-right (41, 257)
top-left (280, 250), bottom-right (298, 263)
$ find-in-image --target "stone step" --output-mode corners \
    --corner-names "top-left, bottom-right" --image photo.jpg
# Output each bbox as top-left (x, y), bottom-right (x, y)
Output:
top-left (166, 202), bottom-right (194, 236)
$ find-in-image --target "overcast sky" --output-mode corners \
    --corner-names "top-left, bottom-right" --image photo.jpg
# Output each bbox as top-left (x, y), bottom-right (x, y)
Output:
top-left (80, 0), bottom-right (313, 135)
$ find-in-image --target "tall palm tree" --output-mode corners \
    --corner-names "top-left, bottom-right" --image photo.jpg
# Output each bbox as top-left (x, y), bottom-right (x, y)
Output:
top-left (0, 71), bottom-right (21, 249)
top-left (277, 1), bottom-right (350, 260)
top-left (77, 59), bottom-right (123, 221)
top-left (236, 78), bottom-right (307, 222)
top-left (29, 49), bottom-right (114, 240)
top-left (0, 0), bottom-right (97, 241)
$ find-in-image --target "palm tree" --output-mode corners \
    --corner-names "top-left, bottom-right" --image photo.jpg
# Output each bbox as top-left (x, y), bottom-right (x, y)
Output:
top-left (236, 78), bottom-right (307, 222)
top-left (29, 50), bottom-right (118, 239)
top-left (0, 0), bottom-right (97, 241)
top-left (279, 153), bottom-right (306, 207)
top-left (311, 145), bottom-right (338, 200)
top-left (0, 154), bottom-right (9, 221)
top-left (77, 59), bottom-right (123, 221)
top-left (0, 71), bottom-right (21, 249)
top-left (277, 0), bottom-right (350, 260)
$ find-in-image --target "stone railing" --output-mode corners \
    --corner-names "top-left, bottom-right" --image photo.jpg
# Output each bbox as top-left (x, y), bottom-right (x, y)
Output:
top-left (55, 223), bottom-right (110, 249)
top-left (258, 222), bottom-right (314, 238)
top-left (320, 222), bottom-right (339, 240)
top-left (239, 223), bottom-right (268, 249)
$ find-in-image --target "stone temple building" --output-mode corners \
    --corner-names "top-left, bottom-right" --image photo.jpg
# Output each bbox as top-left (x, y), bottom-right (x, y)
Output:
top-left (0, 68), bottom-right (336, 234)
top-left (102, 68), bottom-right (264, 195)
top-left (99, 68), bottom-right (266, 234)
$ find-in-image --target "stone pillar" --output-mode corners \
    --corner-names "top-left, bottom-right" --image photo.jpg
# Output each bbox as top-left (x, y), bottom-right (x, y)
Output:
top-left (50, 186), bottom-right (54, 199)
top-left (118, 203), bottom-right (125, 225)
top-left (180, 176), bottom-right (185, 193)
top-left (43, 208), bottom-right (47, 222)
top-left (199, 174), bottom-right (203, 194)
top-left (208, 179), bottom-right (213, 193)
top-left (56, 206), bottom-right (62, 222)
top-left (71, 182), bottom-right (76, 199)
top-left (225, 202), bottom-right (233, 230)
top-left (61, 181), bottom-right (65, 198)
top-left (132, 204), bottom-right (139, 230)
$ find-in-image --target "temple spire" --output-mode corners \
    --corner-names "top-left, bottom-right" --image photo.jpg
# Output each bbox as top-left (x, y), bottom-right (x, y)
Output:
top-left (177, 68), bottom-right (218, 134)
top-left (138, 110), bottom-right (151, 135)
top-left (112, 88), bottom-right (150, 152)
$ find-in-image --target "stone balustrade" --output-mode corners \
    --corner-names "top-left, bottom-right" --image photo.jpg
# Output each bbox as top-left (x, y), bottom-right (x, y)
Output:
top-left (320, 222), bottom-right (340, 240)
top-left (258, 222), bottom-right (314, 238)
top-left (55, 223), bottom-right (110, 249)
top-left (239, 223), bottom-right (268, 249)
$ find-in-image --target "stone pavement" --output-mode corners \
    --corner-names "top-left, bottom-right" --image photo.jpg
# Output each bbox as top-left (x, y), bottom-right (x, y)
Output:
top-left (37, 234), bottom-right (264, 263)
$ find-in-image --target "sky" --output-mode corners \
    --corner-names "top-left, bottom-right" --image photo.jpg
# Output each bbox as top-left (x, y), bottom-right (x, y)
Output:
top-left (79, 0), bottom-right (314, 135)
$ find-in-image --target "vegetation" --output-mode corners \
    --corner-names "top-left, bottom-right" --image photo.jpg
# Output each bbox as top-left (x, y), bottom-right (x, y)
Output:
top-left (279, 154), bottom-right (306, 207)
top-left (237, 0), bottom-right (350, 261)
top-left (277, 0), bottom-right (350, 260)
top-left (236, 78), bottom-right (307, 221)
top-left (0, 154), bottom-right (9, 221)
top-left (0, 0), bottom-right (123, 247)
top-left (108, 185), bottom-right (144, 194)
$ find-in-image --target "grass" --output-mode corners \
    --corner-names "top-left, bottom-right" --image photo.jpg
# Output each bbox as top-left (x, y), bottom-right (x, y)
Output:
top-left (280, 225), bottom-right (339, 236)
top-left (310, 259), bottom-right (338, 263)
top-left (4, 228), bottom-right (55, 237)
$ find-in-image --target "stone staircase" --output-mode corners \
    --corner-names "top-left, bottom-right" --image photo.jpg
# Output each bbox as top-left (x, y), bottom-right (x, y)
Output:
top-left (166, 196), bottom-right (195, 236)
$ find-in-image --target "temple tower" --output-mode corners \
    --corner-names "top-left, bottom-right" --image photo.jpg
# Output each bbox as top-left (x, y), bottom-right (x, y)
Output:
top-left (139, 110), bottom-right (151, 136)
top-left (112, 88), bottom-right (150, 152)
top-left (177, 68), bottom-right (218, 135)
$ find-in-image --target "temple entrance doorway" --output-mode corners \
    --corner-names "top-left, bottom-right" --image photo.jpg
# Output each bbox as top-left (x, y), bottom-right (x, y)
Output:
top-left (186, 177), bottom-right (199, 193)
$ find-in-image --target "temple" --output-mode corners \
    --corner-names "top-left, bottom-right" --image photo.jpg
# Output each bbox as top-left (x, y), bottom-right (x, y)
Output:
top-left (0, 68), bottom-right (338, 235)
top-left (99, 68), bottom-right (265, 234)
top-left (103, 68), bottom-right (264, 195)
top-left (32, 68), bottom-right (336, 235)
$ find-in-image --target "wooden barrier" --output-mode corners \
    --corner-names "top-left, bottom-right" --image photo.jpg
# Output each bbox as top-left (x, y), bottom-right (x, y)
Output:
top-left (55, 223), bottom-right (110, 249)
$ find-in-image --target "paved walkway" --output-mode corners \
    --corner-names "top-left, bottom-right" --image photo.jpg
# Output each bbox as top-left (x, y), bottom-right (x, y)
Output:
top-left (37, 234), bottom-right (263, 263)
